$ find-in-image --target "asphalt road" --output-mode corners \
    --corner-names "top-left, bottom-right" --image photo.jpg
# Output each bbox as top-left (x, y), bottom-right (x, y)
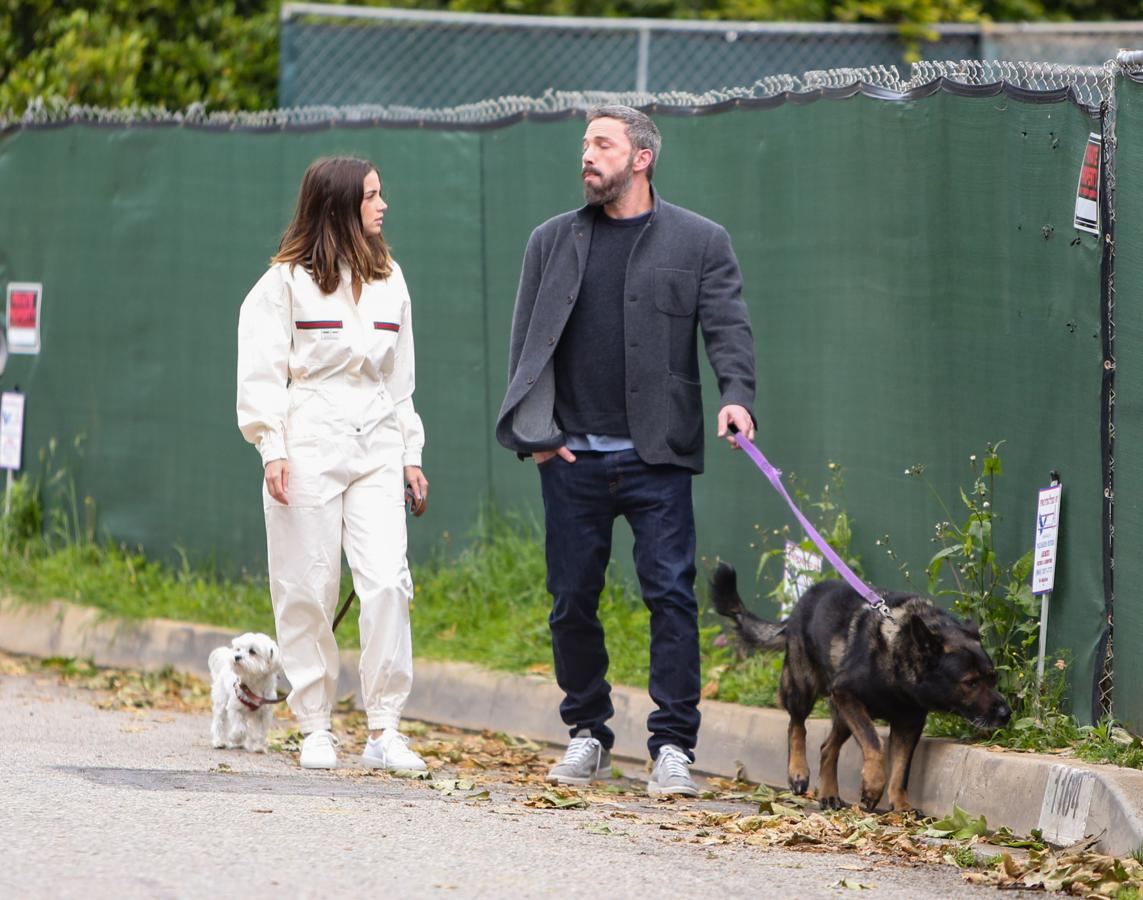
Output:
top-left (0, 669), bottom-right (1009, 899)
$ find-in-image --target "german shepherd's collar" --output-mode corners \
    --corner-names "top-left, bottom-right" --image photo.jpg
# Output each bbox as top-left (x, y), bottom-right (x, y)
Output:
top-left (711, 563), bottom-right (1011, 813)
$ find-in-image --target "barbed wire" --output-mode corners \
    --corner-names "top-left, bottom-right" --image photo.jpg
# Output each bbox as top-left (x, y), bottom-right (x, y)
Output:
top-left (3, 59), bottom-right (1117, 131)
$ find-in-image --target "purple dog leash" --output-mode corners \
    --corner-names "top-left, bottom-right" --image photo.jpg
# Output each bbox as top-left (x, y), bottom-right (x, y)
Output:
top-left (730, 428), bottom-right (892, 619)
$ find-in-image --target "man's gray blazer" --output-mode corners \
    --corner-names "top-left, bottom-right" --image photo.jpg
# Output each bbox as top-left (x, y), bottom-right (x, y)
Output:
top-left (495, 191), bottom-right (756, 474)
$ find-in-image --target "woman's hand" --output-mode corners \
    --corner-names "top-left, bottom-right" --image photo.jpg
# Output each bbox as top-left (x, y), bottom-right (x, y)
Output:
top-left (265, 459), bottom-right (289, 505)
top-left (404, 466), bottom-right (428, 517)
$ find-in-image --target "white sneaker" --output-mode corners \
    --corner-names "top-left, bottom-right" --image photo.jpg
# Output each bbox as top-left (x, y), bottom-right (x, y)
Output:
top-left (362, 729), bottom-right (427, 772)
top-left (647, 744), bottom-right (699, 797)
top-left (299, 730), bottom-right (339, 769)
top-left (546, 735), bottom-right (611, 785)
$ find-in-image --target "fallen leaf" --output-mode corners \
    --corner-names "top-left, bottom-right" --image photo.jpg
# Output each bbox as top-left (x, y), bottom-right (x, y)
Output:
top-left (391, 769), bottom-right (432, 780)
top-left (830, 878), bottom-right (872, 889)
top-left (525, 789), bottom-right (588, 809)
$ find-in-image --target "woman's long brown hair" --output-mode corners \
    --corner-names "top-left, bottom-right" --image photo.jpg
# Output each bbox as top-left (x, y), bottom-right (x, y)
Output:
top-left (273, 156), bottom-right (392, 293)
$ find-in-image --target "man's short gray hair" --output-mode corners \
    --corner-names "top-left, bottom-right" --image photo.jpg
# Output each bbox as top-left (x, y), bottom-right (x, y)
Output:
top-left (586, 105), bottom-right (662, 181)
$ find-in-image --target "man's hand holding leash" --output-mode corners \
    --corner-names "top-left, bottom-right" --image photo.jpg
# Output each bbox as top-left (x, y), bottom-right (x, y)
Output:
top-left (718, 404), bottom-right (755, 449)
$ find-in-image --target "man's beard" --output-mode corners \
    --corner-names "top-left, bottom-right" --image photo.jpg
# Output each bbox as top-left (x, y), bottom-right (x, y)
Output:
top-left (583, 156), bottom-right (634, 206)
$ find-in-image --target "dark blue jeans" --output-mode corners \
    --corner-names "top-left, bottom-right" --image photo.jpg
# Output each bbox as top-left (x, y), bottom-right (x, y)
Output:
top-left (538, 449), bottom-right (701, 761)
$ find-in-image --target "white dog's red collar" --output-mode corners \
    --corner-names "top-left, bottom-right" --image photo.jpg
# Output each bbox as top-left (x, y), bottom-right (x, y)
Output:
top-left (234, 681), bottom-right (285, 710)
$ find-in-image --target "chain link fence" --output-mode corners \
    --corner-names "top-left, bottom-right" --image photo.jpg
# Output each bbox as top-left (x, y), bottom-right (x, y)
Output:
top-left (6, 59), bottom-right (1111, 128)
top-left (279, 4), bottom-right (1143, 109)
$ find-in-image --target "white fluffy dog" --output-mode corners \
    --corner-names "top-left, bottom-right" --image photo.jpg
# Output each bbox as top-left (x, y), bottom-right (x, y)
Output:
top-left (209, 632), bottom-right (283, 753)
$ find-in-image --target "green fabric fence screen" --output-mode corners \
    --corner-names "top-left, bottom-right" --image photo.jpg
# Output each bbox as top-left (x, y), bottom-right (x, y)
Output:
top-left (1107, 73), bottom-right (1143, 736)
top-left (0, 84), bottom-right (1114, 724)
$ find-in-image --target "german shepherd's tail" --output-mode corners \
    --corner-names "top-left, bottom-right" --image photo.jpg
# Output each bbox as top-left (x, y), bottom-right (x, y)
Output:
top-left (710, 562), bottom-right (787, 653)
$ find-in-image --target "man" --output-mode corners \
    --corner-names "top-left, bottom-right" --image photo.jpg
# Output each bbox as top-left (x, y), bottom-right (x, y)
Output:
top-left (495, 105), bottom-right (756, 795)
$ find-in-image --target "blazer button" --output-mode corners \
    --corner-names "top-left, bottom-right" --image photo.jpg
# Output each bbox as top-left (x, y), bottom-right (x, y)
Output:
top-left (566, 293), bottom-right (574, 303)
top-left (526, 376), bottom-right (535, 384)
top-left (547, 336), bottom-right (555, 345)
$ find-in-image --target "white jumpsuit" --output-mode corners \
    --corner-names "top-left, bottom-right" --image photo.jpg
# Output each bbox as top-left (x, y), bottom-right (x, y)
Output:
top-left (237, 261), bottom-right (424, 734)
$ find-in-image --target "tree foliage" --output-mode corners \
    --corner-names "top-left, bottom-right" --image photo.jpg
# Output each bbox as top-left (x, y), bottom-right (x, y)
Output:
top-left (1, 0), bottom-right (1133, 115)
top-left (0, 1), bottom-right (278, 113)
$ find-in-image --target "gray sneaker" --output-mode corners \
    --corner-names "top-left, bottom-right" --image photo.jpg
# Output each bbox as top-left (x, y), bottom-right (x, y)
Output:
top-left (546, 734), bottom-right (612, 785)
top-left (648, 744), bottom-right (699, 797)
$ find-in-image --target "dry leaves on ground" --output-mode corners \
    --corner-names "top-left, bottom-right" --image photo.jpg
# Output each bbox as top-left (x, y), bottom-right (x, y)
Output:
top-left (4, 650), bottom-right (212, 713)
top-left (10, 650), bottom-right (1143, 897)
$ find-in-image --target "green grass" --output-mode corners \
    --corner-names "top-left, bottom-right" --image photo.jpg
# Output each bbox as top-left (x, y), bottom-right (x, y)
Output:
top-left (0, 538), bottom-right (297, 640)
top-left (709, 654), bottom-right (784, 707)
top-left (926, 704), bottom-right (1143, 769)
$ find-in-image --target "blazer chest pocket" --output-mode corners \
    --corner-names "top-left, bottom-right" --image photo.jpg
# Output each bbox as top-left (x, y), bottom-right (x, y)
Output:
top-left (653, 268), bottom-right (698, 316)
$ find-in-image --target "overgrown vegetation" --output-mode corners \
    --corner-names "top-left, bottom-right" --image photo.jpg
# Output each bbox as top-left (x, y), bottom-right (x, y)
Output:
top-left (907, 443), bottom-right (1043, 727)
top-left (1, 0), bottom-right (1134, 115)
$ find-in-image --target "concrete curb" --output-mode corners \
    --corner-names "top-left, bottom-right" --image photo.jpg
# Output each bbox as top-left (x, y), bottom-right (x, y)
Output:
top-left (2, 597), bottom-right (1141, 856)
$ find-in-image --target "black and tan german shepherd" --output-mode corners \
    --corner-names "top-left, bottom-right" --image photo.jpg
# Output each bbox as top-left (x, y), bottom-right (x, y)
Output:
top-left (710, 563), bottom-right (1011, 813)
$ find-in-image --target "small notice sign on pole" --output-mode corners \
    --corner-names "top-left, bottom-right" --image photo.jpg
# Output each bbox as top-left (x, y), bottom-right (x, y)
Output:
top-left (1032, 483), bottom-right (1062, 596)
top-left (0, 391), bottom-right (25, 472)
top-left (1033, 477), bottom-right (1062, 694)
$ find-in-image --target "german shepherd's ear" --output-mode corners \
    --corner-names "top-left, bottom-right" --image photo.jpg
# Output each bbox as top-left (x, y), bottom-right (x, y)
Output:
top-left (908, 613), bottom-right (943, 660)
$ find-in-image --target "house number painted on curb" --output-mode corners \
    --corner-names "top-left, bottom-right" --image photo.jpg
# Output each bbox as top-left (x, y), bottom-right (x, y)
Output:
top-left (1038, 764), bottom-right (1095, 845)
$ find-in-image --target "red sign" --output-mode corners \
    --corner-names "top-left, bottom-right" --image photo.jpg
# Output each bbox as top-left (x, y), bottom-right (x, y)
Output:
top-left (1077, 142), bottom-right (1100, 201)
top-left (6, 282), bottom-right (43, 353)
top-left (1073, 133), bottom-right (1102, 235)
top-left (9, 291), bottom-right (37, 329)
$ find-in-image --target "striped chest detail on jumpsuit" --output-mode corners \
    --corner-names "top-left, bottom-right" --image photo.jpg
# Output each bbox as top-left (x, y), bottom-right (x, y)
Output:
top-left (296, 320), bottom-right (343, 330)
top-left (373, 321), bottom-right (400, 333)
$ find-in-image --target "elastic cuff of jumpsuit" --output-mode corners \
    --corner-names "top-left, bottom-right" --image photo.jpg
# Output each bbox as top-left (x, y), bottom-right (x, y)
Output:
top-left (259, 435), bottom-right (287, 467)
top-left (295, 712), bottom-right (333, 735)
top-left (402, 451), bottom-right (423, 469)
top-left (367, 712), bottom-right (401, 732)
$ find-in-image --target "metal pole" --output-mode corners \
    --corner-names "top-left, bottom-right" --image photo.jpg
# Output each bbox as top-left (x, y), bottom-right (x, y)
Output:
top-left (1036, 590), bottom-right (1051, 691)
top-left (636, 27), bottom-right (650, 94)
top-left (3, 468), bottom-right (10, 520)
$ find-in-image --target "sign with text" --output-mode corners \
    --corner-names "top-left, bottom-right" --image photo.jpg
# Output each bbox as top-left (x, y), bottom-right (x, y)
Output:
top-left (6, 282), bottom-right (42, 354)
top-left (1073, 133), bottom-right (1101, 235)
top-left (0, 391), bottom-right (25, 471)
top-left (1032, 484), bottom-right (1062, 596)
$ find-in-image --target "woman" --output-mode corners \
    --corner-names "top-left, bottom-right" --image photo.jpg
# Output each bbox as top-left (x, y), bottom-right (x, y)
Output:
top-left (237, 156), bottom-right (429, 770)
